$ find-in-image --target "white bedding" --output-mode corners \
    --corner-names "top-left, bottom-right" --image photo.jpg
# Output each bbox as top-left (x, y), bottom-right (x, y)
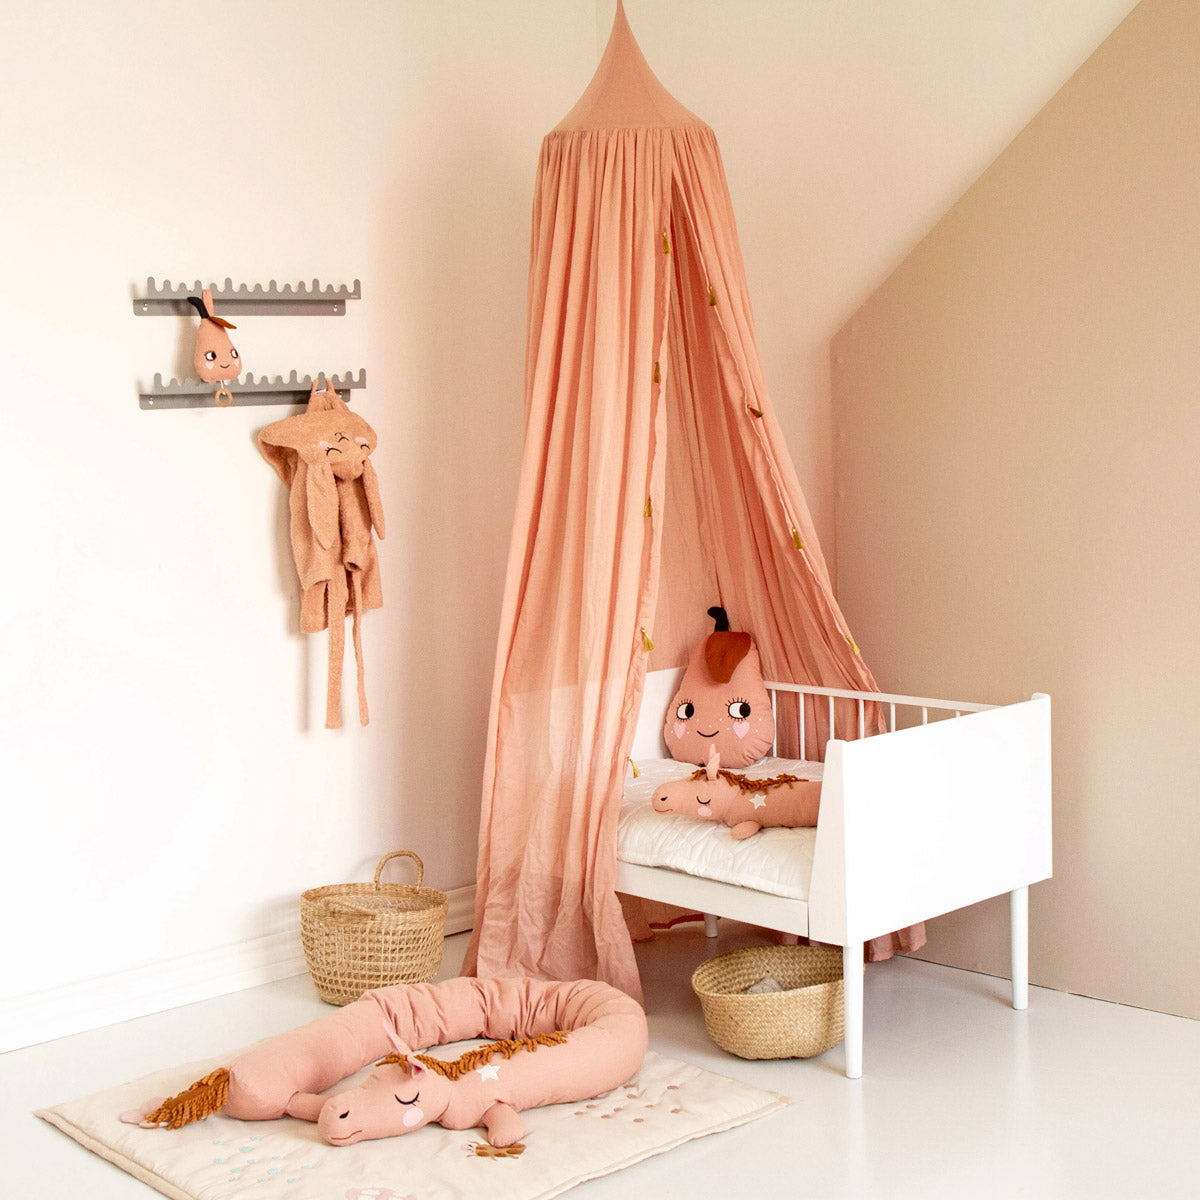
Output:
top-left (617, 757), bottom-right (823, 902)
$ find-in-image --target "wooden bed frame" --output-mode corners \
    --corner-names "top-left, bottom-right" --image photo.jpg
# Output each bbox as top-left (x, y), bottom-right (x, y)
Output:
top-left (615, 668), bottom-right (1053, 1078)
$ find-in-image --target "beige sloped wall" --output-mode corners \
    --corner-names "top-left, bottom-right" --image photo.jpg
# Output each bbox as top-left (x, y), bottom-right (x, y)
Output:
top-left (620, 0), bottom-right (1136, 563)
top-left (832, 0), bottom-right (1200, 1018)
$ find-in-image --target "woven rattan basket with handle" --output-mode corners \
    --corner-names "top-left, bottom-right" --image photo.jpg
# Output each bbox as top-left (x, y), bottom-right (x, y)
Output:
top-left (300, 850), bottom-right (448, 1006)
top-left (691, 944), bottom-right (845, 1060)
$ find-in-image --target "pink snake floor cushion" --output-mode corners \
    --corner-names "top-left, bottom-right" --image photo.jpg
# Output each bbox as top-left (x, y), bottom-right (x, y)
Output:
top-left (122, 977), bottom-right (648, 1151)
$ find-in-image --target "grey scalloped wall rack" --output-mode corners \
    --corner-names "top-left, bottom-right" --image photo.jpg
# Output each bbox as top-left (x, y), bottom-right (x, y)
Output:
top-left (140, 370), bottom-right (367, 411)
top-left (134, 277), bottom-right (362, 316)
top-left (134, 277), bottom-right (365, 409)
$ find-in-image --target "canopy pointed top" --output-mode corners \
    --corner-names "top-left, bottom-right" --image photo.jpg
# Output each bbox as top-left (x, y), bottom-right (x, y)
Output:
top-left (554, 0), bottom-right (706, 132)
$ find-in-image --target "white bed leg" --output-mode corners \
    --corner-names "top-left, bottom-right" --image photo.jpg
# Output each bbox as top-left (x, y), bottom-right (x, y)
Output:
top-left (1010, 885), bottom-right (1029, 1010)
top-left (704, 914), bottom-right (719, 938)
top-left (842, 942), bottom-right (864, 1079)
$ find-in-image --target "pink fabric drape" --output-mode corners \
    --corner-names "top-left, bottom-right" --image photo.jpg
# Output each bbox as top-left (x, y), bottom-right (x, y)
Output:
top-left (464, 5), bottom-right (922, 996)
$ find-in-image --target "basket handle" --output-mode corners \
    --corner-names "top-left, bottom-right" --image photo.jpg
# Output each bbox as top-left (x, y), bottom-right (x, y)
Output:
top-left (324, 900), bottom-right (379, 919)
top-left (374, 850), bottom-right (424, 887)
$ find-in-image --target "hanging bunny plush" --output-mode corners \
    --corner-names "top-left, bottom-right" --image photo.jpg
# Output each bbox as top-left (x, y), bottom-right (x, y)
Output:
top-left (258, 379), bottom-right (384, 728)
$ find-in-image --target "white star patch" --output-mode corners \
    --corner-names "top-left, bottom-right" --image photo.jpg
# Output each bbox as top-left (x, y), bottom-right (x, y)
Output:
top-left (475, 1063), bottom-right (501, 1082)
top-left (748, 792), bottom-right (768, 810)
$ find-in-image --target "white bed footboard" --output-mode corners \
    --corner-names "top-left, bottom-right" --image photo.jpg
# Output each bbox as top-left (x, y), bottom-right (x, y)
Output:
top-left (808, 693), bottom-right (1052, 948)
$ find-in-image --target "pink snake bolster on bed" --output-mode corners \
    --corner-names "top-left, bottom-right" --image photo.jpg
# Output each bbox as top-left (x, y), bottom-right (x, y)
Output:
top-left (123, 977), bottom-right (648, 1148)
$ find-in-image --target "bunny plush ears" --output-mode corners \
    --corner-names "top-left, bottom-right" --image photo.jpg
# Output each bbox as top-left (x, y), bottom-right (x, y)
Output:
top-left (258, 379), bottom-right (385, 549)
top-left (664, 606), bottom-right (775, 769)
top-left (187, 289), bottom-right (242, 383)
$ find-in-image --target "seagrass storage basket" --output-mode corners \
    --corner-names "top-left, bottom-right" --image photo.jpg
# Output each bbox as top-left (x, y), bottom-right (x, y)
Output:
top-left (300, 851), bottom-right (448, 1005)
top-left (691, 944), bottom-right (845, 1060)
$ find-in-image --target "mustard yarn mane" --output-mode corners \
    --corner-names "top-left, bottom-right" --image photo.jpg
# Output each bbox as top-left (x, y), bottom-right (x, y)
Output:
top-left (378, 1030), bottom-right (570, 1082)
top-left (689, 767), bottom-right (804, 793)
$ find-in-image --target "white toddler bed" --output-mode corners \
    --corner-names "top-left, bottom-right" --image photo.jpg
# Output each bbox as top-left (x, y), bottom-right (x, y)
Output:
top-left (616, 668), bottom-right (1052, 1078)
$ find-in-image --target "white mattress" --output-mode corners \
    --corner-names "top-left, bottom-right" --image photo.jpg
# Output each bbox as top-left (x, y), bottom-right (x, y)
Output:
top-left (617, 757), bottom-right (823, 902)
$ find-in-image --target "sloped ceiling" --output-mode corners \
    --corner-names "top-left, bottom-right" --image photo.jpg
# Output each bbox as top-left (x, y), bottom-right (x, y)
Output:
top-left (615, 0), bottom-right (1140, 331)
top-left (605, 1), bottom-right (1140, 557)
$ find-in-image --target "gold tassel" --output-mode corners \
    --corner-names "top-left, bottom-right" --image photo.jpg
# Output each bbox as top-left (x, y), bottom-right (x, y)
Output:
top-left (644, 496), bottom-right (652, 518)
top-left (641, 627), bottom-right (655, 652)
top-left (141, 1068), bottom-right (231, 1130)
top-left (652, 361), bottom-right (661, 383)
top-left (708, 284), bottom-right (718, 306)
top-left (847, 635), bottom-right (861, 655)
top-left (629, 757), bottom-right (641, 779)
top-left (662, 230), bottom-right (671, 254)
top-left (746, 404), bottom-right (764, 418)
top-left (792, 528), bottom-right (804, 550)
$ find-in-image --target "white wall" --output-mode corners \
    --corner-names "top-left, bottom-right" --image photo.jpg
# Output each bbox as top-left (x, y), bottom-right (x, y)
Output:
top-left (0, 0), bottom-right (592, 1048)
top-left (0, 1), bottom-right (1139, 1049)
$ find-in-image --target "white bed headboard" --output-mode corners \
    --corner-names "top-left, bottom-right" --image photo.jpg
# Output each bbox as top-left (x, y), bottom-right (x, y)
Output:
top-left (631, 667), bottom-right (685, 760)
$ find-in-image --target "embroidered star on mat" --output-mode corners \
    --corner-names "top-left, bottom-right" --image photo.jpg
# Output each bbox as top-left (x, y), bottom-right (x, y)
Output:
top-left (475, 1063), bottom-right (501, 1082)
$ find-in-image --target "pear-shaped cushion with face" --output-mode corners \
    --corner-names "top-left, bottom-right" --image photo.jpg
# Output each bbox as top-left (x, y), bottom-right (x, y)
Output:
top-left (664, 607), bottom-right (774, 768)
top-left (188, 289), bottom-right (242, 383)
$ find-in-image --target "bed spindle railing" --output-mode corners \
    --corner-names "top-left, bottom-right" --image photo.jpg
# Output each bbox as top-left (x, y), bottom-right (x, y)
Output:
top-left (765, 681), bottom-right (995, 763)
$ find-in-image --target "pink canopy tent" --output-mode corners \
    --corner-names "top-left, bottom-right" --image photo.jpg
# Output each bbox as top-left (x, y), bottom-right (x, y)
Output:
top-left (464, 4), bottom-right (922, 1001)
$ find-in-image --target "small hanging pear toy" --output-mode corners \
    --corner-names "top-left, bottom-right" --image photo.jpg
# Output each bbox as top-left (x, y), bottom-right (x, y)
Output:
top-left (187, 288), bottom-right (242, 406)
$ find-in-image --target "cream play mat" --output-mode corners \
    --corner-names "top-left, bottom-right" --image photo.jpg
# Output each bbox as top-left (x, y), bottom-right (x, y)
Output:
top-left (37, 1045), bottom-right (789, 1200)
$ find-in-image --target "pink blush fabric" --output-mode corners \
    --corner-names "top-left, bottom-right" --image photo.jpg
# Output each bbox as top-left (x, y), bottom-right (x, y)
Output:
top-left (464, 4), bottom-right (922, 995)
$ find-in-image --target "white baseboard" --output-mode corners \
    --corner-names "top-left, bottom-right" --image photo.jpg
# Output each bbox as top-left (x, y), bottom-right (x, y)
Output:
top-left (443, 883), bottom-right (478, 937)
top-left (1, 885), bottom-right (476, 1054)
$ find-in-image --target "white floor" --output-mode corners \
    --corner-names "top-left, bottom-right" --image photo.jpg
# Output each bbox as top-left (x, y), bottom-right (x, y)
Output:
top-left (6, 922), bottom-right (1200, 1199)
